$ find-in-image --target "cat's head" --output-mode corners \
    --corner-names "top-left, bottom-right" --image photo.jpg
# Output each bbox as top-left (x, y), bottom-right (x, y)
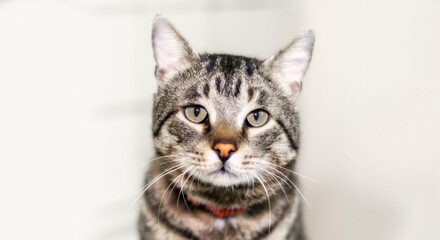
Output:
top-left (151, 16), bottom-right (314, 190)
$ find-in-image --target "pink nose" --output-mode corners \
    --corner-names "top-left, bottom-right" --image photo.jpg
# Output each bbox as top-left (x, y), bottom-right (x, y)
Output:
top-left (213, 142), bottom-right (236, 163)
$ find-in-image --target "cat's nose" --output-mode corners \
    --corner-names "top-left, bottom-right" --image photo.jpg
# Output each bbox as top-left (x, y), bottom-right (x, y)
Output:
top-left (212, 141), bottom-right (236, 163)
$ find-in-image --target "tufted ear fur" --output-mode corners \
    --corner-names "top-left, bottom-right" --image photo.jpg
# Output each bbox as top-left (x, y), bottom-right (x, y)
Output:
top-left (262, 30), bottom-right (315, 96)
top-left (152, 16), bottom-right (199, 83)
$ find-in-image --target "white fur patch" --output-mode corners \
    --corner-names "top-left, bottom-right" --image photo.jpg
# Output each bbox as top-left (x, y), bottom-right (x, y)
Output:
top-left (214, 218), bottom-right (225, 230)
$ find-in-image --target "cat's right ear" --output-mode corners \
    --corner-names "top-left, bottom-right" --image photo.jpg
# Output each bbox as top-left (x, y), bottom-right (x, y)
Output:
top-left (152, 16), bottom-right (199, 84)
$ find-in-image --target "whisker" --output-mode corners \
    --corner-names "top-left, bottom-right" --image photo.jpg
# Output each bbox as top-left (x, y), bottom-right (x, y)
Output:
top-left (265, 165), bottom-right (312, 209)
top-left (178, 167), bottom-right (195, 215)
top-left (264, 161), bottom-right (320, 183)
top-left (288, 177), bottom-right (311, 209)
top-left (252, 172), bottom-right (272, 233)
top-left (159, 159), bottom-right (183, 165)
top-left (131, 163), bottom-right (186, 207)
top-left (168, 168), bottom-right (187, 199)
top-left (261, 165), bottom-right (292, 188)
top-left (176, 167), bottom-right (192, 205)
top-left (188, 169), bottom-right (199, 193)
top-left (136, 154), bottom-right (185, 169)
top-left (157, 168), bottom-right (189, 222)
top-left (261, 169), bottom-right (289, 201)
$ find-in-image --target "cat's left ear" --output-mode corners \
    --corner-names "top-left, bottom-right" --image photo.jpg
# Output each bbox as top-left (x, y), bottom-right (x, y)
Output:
top-left (262, 30), bottom-right (315, 96)
top-left (152, 16), bottom-right (200, 83)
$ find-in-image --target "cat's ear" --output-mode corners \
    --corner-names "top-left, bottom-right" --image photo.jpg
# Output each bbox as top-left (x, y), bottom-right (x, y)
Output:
top-left (152, 16), bottom-right (199, 83)
top-left (262, 30), bottom-right (315, 96)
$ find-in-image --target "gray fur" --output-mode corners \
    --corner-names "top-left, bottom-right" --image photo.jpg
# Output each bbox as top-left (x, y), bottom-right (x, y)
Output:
top-left (140, 16), bottom-right (314, 240)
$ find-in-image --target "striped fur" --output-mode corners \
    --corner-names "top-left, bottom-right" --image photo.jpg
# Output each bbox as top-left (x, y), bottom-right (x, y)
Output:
top-left (139, 16), bottom-right (314, 240)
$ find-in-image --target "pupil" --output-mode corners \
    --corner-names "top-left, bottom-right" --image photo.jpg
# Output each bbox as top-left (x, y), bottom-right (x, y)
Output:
top-left (253, 112), bottom-right (259, 121)
top-left (194, 107), bottom-right (200, 117)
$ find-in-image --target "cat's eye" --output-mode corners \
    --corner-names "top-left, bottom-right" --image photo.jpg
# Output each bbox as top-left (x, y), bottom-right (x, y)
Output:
top-left (246, 110), bottom-right (269, 127)
top-left (184, 105), bottom-right (208, 123)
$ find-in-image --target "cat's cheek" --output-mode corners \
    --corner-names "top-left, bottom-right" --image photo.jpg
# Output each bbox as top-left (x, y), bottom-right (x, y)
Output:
top-left (246, 119), bottom-right (276, 138)
top-left (176, 111), bottom-right (205, 133)
top-left (271, 139), bottom-right (297, 164)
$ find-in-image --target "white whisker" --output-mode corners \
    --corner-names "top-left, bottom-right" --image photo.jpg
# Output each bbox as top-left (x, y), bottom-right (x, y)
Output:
top-left (136, 154), bottom-right (184, 169)
top-left (253, 172), bottom-right (272, 233)
top-left (131, 163), bottom-right (186, 207)
top-left (178, 167), bottom-right (195, 215)
top-left (176, 167), bottom-right (193, 205)
top-left (157, 168), bottom-right (189, 222)
top-left (263, 165), bottom-right (292, 188)
top-left (261, 169), bottom-right (289, 201)
top-left (264, 161), bottom-right (320, 183)
top-left (265, 165), bottom-right (312, 209)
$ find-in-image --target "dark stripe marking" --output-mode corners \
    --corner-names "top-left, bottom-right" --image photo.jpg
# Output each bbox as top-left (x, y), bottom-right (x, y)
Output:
top-left (245, 58), bottom-right (254, 76)
top-left (253, 196), bottom-right (292, 240)
top-left (153, 110), bottom-right (177, 137)
top-left (206, 57), bottom-right (216, 73)
top-left (221, 55), bottom-right (235, 74)
top-left (234, 77), bottom-right (242, 97)
top-left (215, 77), bottom-right (222, 93)
top-left (223, 78), bottom-right (233, 96)
top-left (248, 88), bottom-right (254, 102)
top-left (185, 85), bottom-right (201, 101)
top-left (257, 90), bottom-right (268, 105)
top-left (275, 119), bottom-right (299, 150)
top-left (234, 58), bottom-right (242, 69)
top-left (203, 83), bottom-right (210, 97)
top-left (144, 181), bottom-right (201, 240)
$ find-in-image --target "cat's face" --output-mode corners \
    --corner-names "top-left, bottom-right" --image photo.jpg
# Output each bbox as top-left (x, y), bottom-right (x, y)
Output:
top-left (154, 55), bottom-right (299, 187)
top-left (151, 16), bottom-right (314, 188)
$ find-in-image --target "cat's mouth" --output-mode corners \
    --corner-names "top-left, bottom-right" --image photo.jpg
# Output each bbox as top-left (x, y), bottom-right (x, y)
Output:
top-left (200, 165), bottom-right (249, 186)
top-left (208, 166), bottom-right (237, 177)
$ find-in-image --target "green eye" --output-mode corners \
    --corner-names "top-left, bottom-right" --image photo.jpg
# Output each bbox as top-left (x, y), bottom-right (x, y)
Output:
top-left (184, 106), bottom-right (208, 123)
top-left (246, 110), bottom-right (269, 127)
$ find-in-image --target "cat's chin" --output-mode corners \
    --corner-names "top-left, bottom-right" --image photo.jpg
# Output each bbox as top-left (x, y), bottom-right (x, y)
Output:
top-left (181, 171), bottom-right (269, 209)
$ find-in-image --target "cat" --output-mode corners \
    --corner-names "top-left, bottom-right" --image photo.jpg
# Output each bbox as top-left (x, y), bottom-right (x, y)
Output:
top-left (138, 15), bottom-right (314, 240)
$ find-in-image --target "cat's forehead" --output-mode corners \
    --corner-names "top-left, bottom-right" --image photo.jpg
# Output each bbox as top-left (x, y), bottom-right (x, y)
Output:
top-left (197, 55), bottom-right (270, 98)
top-left (199, 54), bottom-right (262, 78)
top-left (194, 54), bottom-right (273, 100)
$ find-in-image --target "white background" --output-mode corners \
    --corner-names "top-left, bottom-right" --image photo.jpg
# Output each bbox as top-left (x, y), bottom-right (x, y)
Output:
top-left (1, 0), bottom-right (439, 239)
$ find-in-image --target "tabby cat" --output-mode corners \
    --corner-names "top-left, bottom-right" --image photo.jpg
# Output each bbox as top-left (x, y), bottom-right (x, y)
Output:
top-left (138, 16), bottom-right (314, 240)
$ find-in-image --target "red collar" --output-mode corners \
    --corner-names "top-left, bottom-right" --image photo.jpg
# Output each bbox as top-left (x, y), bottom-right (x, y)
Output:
top-left (187, 197), bottom-right (247, 218)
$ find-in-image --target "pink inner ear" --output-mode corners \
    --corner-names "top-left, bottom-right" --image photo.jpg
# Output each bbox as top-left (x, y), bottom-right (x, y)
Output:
top-left (282, 64), bottom-right (306, 94)
top-left (290, 82), bottom-right (302, 93)
top-left (156, 67), bottom-right (167, 80)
